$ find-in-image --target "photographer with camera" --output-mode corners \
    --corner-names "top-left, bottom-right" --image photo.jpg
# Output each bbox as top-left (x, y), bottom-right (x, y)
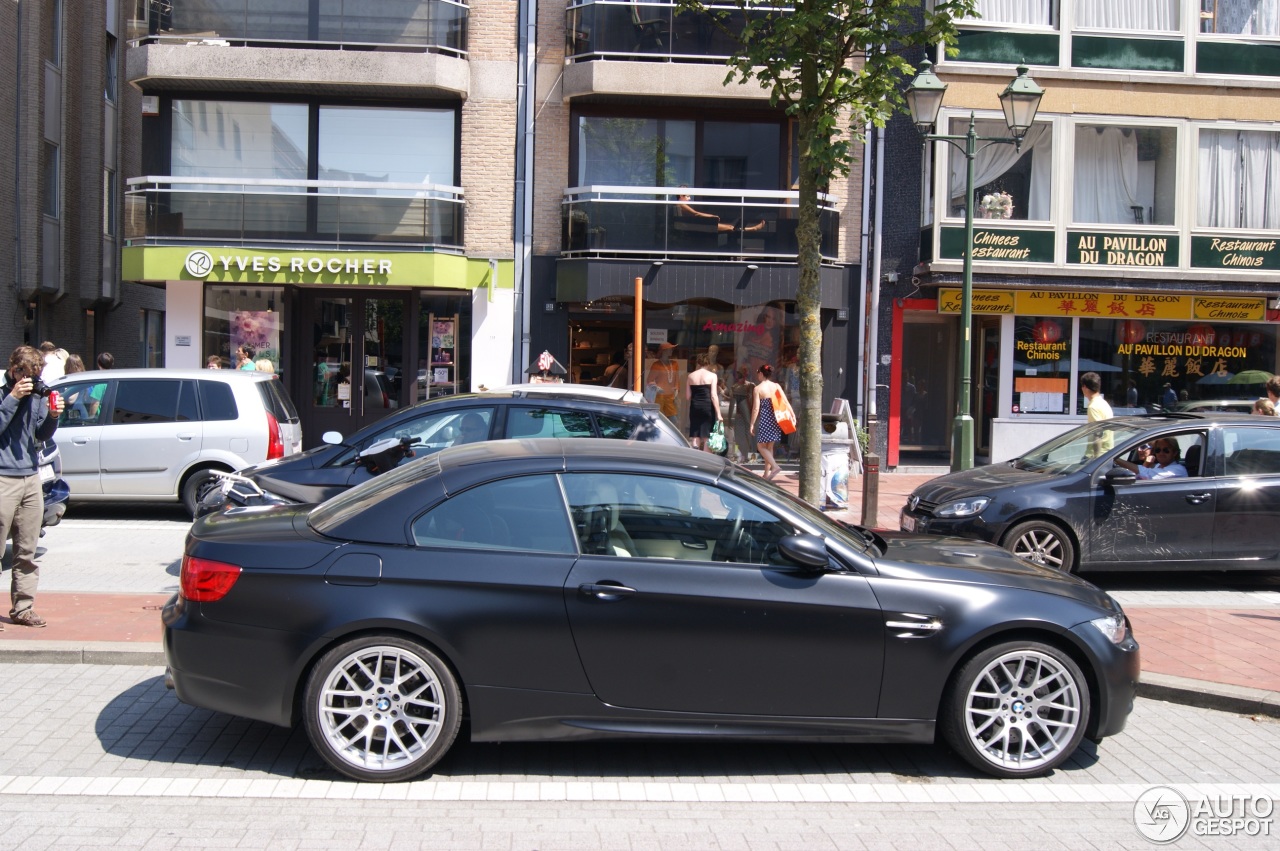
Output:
top-left (0, 345), bottom-right (64, 628)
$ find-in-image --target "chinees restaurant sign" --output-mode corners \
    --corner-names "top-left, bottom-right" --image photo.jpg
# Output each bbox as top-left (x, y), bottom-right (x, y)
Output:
top-left (938, 288), bottom-right (1015, 314)
top-left (1191, 236), bottom-right (1280, 271)
top-left (939, 227), bottom-right (1055, 264)
top-left (1067, 232), bottom-right (1178, 267)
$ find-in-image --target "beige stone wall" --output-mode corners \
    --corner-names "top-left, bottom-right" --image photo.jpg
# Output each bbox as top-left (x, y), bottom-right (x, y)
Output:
top-left (461, 0), bottom-right (517, 258)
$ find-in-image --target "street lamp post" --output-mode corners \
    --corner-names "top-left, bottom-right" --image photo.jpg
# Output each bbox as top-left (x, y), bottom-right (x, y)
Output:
top-left (905, 61), bottom-right (1045, 472)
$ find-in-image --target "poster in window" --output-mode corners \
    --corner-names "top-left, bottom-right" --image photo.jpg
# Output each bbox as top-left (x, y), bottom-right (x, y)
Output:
top-left (231, 311), bottom-right (280, 369)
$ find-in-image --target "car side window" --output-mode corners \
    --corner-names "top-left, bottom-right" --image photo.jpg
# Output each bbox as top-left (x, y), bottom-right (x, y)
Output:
top-left (57, 380), bottom-right (109, 426)
top-left (505, 407), bottom-right (594, 439)
top-left (112, 380), bottom-right (183, 425)
top-left (330, 407), bottom-right (496, 466)
top-left (412, 474), bottom-right (576, 553)
top-left (1223, 428), bottom-right (1280, 476)
top-left (198, 380), bottom-right (239, 421)
top-left (560, 472), bottom-right (795, 565)
top-left (595, 413), bottom-right (634, 439)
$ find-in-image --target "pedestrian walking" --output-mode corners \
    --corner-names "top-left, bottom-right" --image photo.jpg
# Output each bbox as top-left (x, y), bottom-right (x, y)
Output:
top-left (0, 345), bottom-right (64, 628)
top-left (749, 363), bottom-right (793, 482)
top-left (686, 352), bottom-right (723, 452)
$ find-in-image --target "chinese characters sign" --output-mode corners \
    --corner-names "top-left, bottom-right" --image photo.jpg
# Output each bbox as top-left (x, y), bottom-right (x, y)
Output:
top-left (938, 289), bottom-right (1266, 321)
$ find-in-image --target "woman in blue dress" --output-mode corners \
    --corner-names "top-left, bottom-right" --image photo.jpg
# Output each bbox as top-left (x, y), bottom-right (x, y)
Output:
top-left (749, 364), bottom-right (793, 481)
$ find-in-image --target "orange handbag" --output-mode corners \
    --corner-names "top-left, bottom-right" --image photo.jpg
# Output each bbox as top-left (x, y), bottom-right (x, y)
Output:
top-left (772, 390), bottom-right (797, 434)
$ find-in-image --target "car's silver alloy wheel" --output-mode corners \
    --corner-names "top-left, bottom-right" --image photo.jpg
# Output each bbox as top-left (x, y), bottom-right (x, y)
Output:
top-left (961, 649), bottom-right (1083, 773)
top-left (1010, 526), bottom-right (1067, 570)
top-left (316, 644), bottom-right (449, 773)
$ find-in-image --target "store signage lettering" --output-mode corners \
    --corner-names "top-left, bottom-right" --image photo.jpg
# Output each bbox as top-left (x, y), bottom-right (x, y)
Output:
top-left (212, 254), bottom-right (393, 276)
top-left (702, 320), bottom-right (765, 334)
top-left (1192, 297), bottom-right (1265, 321)
top-left (1015, 339), bottom-right (1068, 361)
top-left (937, 289), bottom-right (1014, 314)
top-left (1191, 236), bottom-right (1280, 270)
top-left (939, 289), bottom-right (1265, 322)
top-left (939, 227), bottom-right (1054, 263)
top-left (1068, 232), bottom-right (1177, 267)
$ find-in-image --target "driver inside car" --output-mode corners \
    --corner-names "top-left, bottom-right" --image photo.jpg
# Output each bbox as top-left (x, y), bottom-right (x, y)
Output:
top-left (1113, 438), bottom-right (1188, 480)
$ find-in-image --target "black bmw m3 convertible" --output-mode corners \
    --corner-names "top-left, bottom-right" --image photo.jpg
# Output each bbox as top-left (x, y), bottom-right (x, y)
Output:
top-left (164, 439), bottom-right (1139, 782)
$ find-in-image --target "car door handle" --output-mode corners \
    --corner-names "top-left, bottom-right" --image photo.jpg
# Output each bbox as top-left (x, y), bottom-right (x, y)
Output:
top-left (578, 582), bottom-right (636, 601)
top-left (1185, 492), bottom-right (1212, 505)
top-left (177, 432), bottom-right (197, 441)
top-left (72, 437), bottom-right (91, 445)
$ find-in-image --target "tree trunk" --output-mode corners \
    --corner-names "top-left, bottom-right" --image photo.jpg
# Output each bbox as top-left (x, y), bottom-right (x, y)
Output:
top-left (794, 66), bottom-right (825, 507)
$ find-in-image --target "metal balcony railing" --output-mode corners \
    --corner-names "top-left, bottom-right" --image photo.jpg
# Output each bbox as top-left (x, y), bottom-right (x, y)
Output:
top-left (566, 1), bottom-right (789, 62)
top-left (125, 177), bottom-right (464, 251)
top-left (128, 0), bottom-right (468, 56)
top-left (562, 186), bottom-right (839, 261)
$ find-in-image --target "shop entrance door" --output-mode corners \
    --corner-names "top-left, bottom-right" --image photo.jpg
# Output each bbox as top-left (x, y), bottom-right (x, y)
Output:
top-left (975, 318), bottom-right (1001, 460)
top-left (899, 314), bottom-right (955, 453)
top-left (300, 292), bottom-right (414, 444)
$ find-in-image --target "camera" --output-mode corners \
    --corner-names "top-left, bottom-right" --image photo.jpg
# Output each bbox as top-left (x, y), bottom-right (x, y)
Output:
top-left (29, 377), bottom-right (52, 398)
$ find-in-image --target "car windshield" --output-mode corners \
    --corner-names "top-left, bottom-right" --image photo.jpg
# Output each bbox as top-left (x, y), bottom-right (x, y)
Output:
top-left (1012, 420), bottom-right (1147, 474)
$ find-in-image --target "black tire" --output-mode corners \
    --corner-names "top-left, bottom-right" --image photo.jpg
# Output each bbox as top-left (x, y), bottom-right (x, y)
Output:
top-left (303, 635), bottom-right (462, 783)
top-left (181, 469), bottom-right (224, 518)
top-left (941, 640), bottom-right (1090, 778)
top-left (1003, 519), bottom-right (1076, 573)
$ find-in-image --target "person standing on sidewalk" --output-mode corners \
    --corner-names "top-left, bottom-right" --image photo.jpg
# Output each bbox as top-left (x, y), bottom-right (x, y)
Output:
top-left (1081, 371), bottom-right (1113, 456)
top-left (0, 345), bottom-right (64, 628)
top-left (750, 363), bottom-right (792, 482)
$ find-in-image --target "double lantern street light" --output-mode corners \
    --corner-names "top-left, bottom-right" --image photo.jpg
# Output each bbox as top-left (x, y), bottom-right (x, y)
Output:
top-left (905, 60), bottom-right (1045, 472)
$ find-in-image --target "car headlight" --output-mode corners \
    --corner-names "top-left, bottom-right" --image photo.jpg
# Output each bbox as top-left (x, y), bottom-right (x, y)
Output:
top-left (934, 497), bottom-right (990, 518)
top-left (1089, 613), bottom-right (1129, 645)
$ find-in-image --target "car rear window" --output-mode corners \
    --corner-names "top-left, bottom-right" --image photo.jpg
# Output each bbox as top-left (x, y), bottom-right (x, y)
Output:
top-left (198, 380), bottom-right (238, 422)
top-left (256, 377), bottom-right (300, 423)
top-left (505, 407), bottom-right (594, 439)
top-left (596, 413), bottom-right (636, 439)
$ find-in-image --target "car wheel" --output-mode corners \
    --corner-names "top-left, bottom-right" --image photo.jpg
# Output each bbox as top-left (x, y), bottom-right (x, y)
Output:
top-left (181, 469), bottom-right (225, 518)
top-left (303, 635), bottom-right (462, 783)
top-left (941, 641), bottom-right (1090, 778)
top-left (1004, 520), bottom-right (1075, 573)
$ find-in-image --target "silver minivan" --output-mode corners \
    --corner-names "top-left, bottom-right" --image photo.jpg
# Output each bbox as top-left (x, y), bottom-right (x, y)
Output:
top-left (51, 368), bottom-right (302, 516)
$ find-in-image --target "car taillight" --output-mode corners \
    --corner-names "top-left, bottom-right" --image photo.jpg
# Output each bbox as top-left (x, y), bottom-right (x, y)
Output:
top-left (266, 410), bottom-right (284, 459)
top-left (180, 555), bottom-right (242, 602)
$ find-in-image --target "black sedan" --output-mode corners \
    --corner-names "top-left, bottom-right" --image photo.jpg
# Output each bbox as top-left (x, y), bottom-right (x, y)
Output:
top-left (204, 384), bottom-right (686, 509)
top-left (164, 439), bottom-right (1138, 782)
top-left (901, 412), bottom-right (1280, 573)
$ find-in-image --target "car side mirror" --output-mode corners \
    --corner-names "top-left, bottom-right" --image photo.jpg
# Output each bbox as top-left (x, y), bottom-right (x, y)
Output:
top-left (777, 534), bottom-right (830, 570)
top-left (1103, 466), bottom-right (1137, 486)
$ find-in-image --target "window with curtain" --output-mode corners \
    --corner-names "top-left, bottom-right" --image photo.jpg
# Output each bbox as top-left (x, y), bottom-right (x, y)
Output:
top-left (946, 118), bottom-right (1053, 221)
top-left (1073, 125), bottom-right (1177, 225)
top-left (1205, 0), bottom-right (1280, 36)
top-left (1076, 0), bottom-right (1179, 31)
top-left (962, 0), bottom-right (1056, 26)
top-left (1198, 128), bottom-right (1280, 228)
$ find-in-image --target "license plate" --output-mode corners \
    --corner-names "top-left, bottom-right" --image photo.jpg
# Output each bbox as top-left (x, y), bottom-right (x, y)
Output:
top-left (39, 464), bottom-right (54, 484)
top-left (901, 512), bottom-right (917, 533)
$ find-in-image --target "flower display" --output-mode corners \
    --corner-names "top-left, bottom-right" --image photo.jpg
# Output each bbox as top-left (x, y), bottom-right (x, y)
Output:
top-left (980, 192), bottom-right (1014, 220)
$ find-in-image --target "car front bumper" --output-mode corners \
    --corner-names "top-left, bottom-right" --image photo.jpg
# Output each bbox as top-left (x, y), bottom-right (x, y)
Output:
top-left (899, 509), bottom-right (1003, 545)
top-left (1068, 617), bottom-right (1141, 740)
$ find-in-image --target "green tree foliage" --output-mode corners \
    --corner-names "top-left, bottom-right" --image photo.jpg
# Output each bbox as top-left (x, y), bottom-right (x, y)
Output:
top-left (678, 0), bottom-right (975, 505)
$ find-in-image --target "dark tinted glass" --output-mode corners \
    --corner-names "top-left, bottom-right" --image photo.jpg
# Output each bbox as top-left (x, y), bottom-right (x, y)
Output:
top-left (504, 407), bottom-right (594, 438)
top-left (1224, 427), bottom-right (1280, 476)
top-left (595, 413), bottom-right (635, 439)
top-left (198, 380), bottom-right (238, 422)
top-left (178, 380), bottom-right (199, 422)
top-left (255, 377), bottom-right (299, 423)
top-left (412, 474), bottom-right (575, 554)
top-left (112, 380), bottom-right (181, 425)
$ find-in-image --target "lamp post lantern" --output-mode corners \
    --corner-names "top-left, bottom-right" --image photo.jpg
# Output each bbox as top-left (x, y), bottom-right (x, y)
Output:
top-left (905, 61), bottom-right (1044, 472)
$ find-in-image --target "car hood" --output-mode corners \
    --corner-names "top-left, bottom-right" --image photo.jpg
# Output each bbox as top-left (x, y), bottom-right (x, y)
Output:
top-left (238, 444), bottom-right (328, 478)
top-left (908, 462), bottom-right (1055, 504)
top-left (874, 532), bottom-right (1119, 613)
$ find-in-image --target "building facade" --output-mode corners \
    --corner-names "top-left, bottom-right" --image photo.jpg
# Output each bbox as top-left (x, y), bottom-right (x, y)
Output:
top-left (3, 0), bottom-right (162, 366)
top-left (120, 0), bottom-right (864, 444)
top-left (877, 0), bottom-right (1280, 467)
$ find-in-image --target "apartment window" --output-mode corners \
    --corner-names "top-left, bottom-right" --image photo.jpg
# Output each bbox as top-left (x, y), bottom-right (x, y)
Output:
top-left (42, 143), bottom-right (58, 218)
top-left (576, 116), bottom-right (782, 189)
top-left (1198, 127), bottom-right (1280, 229)
top-left (962, 0), bottom-right (1056, 26)
top-left (946, 117), bottom-right (1054, 221)
top-left (1076, 0), bottom-right (1179, 31)
top-left (1201, 0), bottom-right (1280, 35)
top-left (105, 34), bottom-right (118, 103)
top-left (103, 169), bottom-right (117, 236)
top-left (317, 107), bottom-right (456, 192)
top-left (1073, 125), bottom-right (1177, 225)
top-left (45, 0), bottom-right (63, 65)
top-left (141, 309), bottom-right (165, 368)
top-left (171, 101), bottom-right (309, 182)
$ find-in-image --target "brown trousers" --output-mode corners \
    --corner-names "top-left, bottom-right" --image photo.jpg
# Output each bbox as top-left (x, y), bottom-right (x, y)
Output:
top-left (0, 473), bottom-right (43, 616)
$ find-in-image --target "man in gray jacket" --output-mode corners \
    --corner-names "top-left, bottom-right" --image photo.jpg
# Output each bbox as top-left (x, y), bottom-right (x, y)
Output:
top-left (0, 345), bottom-right (63, 628)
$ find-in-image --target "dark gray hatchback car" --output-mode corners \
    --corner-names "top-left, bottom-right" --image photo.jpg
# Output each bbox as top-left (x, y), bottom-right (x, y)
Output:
top-left (901, 412), bottom-right (1280, 573)
top-left (220, 383), bottom-right (687, 506)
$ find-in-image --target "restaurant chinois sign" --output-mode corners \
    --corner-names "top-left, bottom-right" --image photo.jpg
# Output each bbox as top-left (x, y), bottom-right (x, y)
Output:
top-left (938, 289), bottom-right (1266, 322)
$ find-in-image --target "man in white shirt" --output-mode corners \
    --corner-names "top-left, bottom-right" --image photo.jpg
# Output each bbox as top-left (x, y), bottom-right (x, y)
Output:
top-left (1114, 438), bottom-right (1188, 480)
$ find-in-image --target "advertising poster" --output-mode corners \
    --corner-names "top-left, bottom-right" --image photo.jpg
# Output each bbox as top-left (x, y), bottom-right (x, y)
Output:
top-left (231, 310), bottom-right (281, 369)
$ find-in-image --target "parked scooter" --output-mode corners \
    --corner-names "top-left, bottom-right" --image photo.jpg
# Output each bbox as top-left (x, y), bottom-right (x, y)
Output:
top-left (196, 436), bottom-right (421, 517)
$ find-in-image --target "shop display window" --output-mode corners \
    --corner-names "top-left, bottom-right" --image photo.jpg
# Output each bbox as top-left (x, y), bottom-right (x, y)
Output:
top-left (203, 286), bottom-right (284, 373)
top-left (1013, 316), bottom-right (1072, 414)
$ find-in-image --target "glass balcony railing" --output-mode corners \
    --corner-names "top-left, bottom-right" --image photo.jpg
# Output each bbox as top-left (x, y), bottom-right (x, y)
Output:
top-left (562, 186), bottom-right (839, 260)
top-left (566, 1), bottom-right (788, 62)
top-left (128, 0), bottom-right (468, 55)
top-left (125, 177), bottom-right (464, 251)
